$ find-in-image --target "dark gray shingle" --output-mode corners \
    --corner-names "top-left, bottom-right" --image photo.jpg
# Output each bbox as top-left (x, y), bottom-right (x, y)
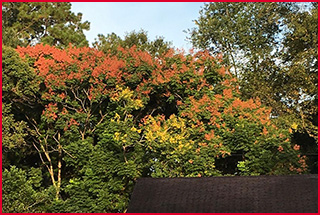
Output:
top-left (127, 174), bottom-right (318, 213)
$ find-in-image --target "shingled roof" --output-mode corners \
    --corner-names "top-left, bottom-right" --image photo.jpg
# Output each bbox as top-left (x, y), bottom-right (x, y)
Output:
top-left (127, 174), bottom-right (318, 213)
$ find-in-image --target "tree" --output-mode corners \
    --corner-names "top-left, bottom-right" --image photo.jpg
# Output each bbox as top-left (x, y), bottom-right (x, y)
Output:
top-left (2, 46), bottom-right (40, 169)
top-left (280, 3), bottom-right (318, 172)
top-left (5, 43), bottom-right (309, 212)
top-left (2, 2), bottom-right (90, 48)
top-left (188, 2), bottom-right (317, 171)
top-left (280, 3), bottom-right (318, 140)
top-left (188, 2), bottom-right (287, 78)
top-left (16, 44), bottom-right (123, 200)
top-left (93, 30), bottom-right (172, 57)
top-left (2, 166), bottom-right (54, 213)
top-left (136, 50), bottom-right (305, 176)
top-left (15, 44), bottom-right (148, 208)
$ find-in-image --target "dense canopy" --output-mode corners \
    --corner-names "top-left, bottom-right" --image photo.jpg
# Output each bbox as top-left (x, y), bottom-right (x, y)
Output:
top-left (2, 2), bottom-right (317, 213)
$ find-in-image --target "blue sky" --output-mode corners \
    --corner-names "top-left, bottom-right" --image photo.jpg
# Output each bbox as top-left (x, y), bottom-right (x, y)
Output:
top-left (71, 2), bottom-right (205, 50)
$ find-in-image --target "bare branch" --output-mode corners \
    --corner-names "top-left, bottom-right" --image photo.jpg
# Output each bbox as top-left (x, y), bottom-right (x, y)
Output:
top-left (32, 142), bottom-right (50, 173)
top-left (52, 131), bottom-right (60, 144)
top-left (174, 93), bottom-right (183, 100)
top-left (62, 103), bottom-right (79, 112)
top-left (61, 146), bottom-right (76, 159)
top-left (83, 88), bottom-right (92, 106)
top-left (91, 110), bottom-right (108, 134)
top-left (71, 88), bottom-right (87, 113)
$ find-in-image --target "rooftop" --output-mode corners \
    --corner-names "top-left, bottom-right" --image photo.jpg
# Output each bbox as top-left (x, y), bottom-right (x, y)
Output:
top-left (127, 174), bottom-right (318, 213)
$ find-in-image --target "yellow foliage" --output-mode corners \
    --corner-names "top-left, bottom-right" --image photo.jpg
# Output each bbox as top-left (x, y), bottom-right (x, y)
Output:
top-left (145, 130), bottom-right (156, 142)
top-left (114, 113), bottom-right (120, 122)
top-left (169, 137), bottom-right (177, 144)
top-left (291, 122), bottom-right (298, 130)
top-left (111, 85), bottom-right (144, 110)
top-left (134, 99), bottom-right (144, 109)
top-left (113, 132), bottom-right (120, 141)
top-left (143, 114), bottom-right (192, 155)
top-left (119, 87), bottom-right (133, 100)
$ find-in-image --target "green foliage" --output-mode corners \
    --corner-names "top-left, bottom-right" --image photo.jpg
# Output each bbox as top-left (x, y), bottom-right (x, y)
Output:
top-left (188, 2), bottom-right (286, 76)
top-left (53, 148), bottom-right (139, 212)
top-left (2, 103), bottom-right (29, 168)
top-left (2, 3), bottom-right (315, 212)
top-left (2, 2), bottom-right (90, 48)
top-left (2, 103), bottom-right (27, 150)
top-left (189, 2), bottom-right (317, 171)
top-left (2, 166), bottom-right (54, 213)
top-left (2, 46), bottom-right (38, 103)
top-left (280, 3), bottom-right (318, 139)
top-left (94, 30), bottom-right (172, 57)
top-left (2, 45), bottom-right (39, 168)
top-left (5, 43), bottom-right (308, 212)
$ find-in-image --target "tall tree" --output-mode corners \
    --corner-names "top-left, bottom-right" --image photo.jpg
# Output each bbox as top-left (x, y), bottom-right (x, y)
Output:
top-left (2, 2), bottom-right (90, 48)
top-left (93, 30), bottom-right (172, 57)
top-left (280, 3), bottom-right (318, 140)
top-left (15, 44), bottom-right (307, 211)
top-left (2, 46), bottom-right (40, 169)
top-left (188, 2), bottom-right (292, 117)
top-left (188, 3), bottom-right (318, 169)
top-left (188, 2), bottom-right (287, 78)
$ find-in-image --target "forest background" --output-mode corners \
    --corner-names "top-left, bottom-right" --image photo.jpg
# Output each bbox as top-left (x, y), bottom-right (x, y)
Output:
top-left (2, 2), bottom-right (318, 213)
